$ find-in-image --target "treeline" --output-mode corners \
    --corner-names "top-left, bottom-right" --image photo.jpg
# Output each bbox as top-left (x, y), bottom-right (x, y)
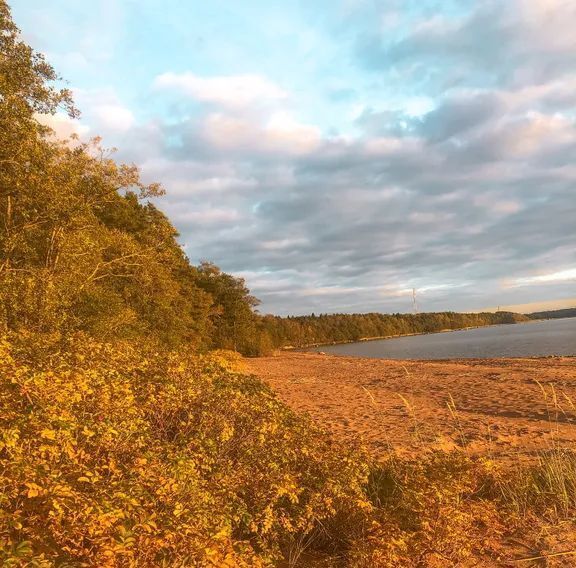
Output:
top-left (0, 2), bottom-right (262, 355)
top-left (529, 308), bottom-right (576, 320)
top-left (260, 310), bottom-right (529, 348)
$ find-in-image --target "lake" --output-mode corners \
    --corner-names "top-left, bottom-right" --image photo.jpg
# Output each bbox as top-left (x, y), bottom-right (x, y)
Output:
top-left (306, 317), bottom-right (576, 360)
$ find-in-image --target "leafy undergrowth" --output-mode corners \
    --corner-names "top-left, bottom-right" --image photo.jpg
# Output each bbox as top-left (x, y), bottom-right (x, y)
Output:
top-left (1, 334), bottom-right (576, 567)
top-left (354, 450), bottom-right (576, 567)
top-left (0, 333), bottom-right (369, 567)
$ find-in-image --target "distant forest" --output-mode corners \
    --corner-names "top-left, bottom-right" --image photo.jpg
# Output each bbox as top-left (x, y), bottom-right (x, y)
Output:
top-left (261, 311), bottom-right (529, 349)
top-left (529, 307), bottom-right (576, 320)
top-left (264, 305), bottom-right (576, 350)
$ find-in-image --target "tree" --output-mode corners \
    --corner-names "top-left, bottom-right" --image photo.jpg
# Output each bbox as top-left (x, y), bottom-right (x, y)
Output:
top-left (0, 1), bottom-right (266, 353)
top-left (0, 2), bottom-right (215, 347)
top-left (196, 261), bottom-right (260, 353)
top-left (1, 0), bottom-right (77, 271)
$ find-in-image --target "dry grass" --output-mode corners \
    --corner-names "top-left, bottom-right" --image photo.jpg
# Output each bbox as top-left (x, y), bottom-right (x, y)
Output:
top-left (345, 375), bottom-right (576, 567)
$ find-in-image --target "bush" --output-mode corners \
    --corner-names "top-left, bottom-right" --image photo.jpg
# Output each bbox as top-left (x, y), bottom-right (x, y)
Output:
top-left (0, 333), bottom-right (370, 567)
top-left (351, 453), bottom-right (503, 567)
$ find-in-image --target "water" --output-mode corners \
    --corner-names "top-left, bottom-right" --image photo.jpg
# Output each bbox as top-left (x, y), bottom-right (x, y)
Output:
top-left (306, 317), bottom-right (576, 360)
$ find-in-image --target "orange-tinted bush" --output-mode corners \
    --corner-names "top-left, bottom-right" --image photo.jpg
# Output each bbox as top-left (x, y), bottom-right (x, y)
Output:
top-left (0, 334), bottom-right (370, 567)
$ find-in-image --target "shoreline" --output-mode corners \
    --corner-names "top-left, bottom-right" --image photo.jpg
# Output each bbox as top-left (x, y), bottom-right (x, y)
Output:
top-left (283, 319), bottom-right (537, 351)
top-left (281, 350), bottom-right (576, 362)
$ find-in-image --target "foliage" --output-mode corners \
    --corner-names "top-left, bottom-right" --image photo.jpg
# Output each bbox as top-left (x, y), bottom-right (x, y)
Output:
top-left (0, 333), bottom-right (370, 567)
top-left (529, 307), bottom-right (576, 320)
top-left (0, 0), bottom-right (76, 153)
top-left (0, 1), bottom-right (260, 354)
top-left (352, 454), bottom-right (504, 567)
top-left (195, 262), bottom-right (261, 354)
top-left (3, 346), bottom-right (574, 568)
top-left (350, 449), bottom-right (576, 567)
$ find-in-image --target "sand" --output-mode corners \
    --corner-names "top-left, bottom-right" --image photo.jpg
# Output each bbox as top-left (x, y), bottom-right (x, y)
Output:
top-left (247, 352), bottom-right (576, 565)
top-left (247, 352), bottom-right (576, 459)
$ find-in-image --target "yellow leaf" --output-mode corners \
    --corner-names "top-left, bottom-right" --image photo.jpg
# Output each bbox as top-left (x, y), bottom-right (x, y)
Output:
top-left (82, 427), bottom-right (95, 438)
top-left (25, 482), bottom-right (43, 498)
top-left (40, 429), bottom-right (56, 440)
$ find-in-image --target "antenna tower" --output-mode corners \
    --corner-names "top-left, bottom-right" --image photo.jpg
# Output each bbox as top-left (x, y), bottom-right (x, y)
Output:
top-left (412, 288), bottom-right (418, 314)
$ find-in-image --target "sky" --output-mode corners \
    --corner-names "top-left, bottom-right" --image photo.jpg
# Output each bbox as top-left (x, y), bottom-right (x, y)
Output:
top-left (11, 0), bottom-right (576, 315)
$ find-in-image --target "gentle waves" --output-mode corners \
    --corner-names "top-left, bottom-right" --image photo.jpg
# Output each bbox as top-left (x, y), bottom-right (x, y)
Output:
top-left (307, 317), bottom-right (576, 360)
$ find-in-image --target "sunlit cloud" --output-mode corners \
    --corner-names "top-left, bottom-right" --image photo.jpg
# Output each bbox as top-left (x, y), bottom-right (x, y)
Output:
top-left (36, 112), bottom-right (89, 139)
top-left (154, 72), bottom-right (287, 109)
top-left (93, 104), bottom-right (135, 132)
top-left (203, 111), bottom-right (321, 155)
top-left (506, 268), bottom-right (576, 288)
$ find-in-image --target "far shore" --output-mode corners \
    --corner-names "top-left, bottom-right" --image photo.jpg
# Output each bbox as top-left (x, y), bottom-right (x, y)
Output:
top-left (283, 318), bottom-right (539, 351)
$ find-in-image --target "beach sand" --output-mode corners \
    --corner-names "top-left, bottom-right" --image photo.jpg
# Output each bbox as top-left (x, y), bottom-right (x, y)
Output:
top-left (247, 352), bottom-right (576, 460)
top-left (247, 352), bottom-right (576, 565)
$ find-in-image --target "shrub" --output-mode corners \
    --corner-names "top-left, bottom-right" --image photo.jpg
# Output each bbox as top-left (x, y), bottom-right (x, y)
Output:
top-left (0, 333), bottom-right (370, 567)
top-left (350, 453), bottom-right (503, 567)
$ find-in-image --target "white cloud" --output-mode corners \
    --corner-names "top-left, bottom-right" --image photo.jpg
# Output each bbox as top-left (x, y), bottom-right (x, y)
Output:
top-left (408, 211), bottom-right (454, 224)
top-left (169, 206), bottom-right (242, 225)
top-left (261, 237), bottom-right (308, 250)
top-left (502, 112), bottom-right (576, 157)
top-left (509, 268), bottom-right (576, 287)
top-left (35, 112), bottom-right (90, 140)
top-left (203, 111), bottom-right (321, 155)
top-left (473, 195), bottom-right (522, 215)
top-left (93, 104), bottom-right (135, 132)
top-left (514, 0), bottom-right (576, 53)
top-left (364, 136), bottom-right (419, 155)
top-left (265, 111), bottom-right (321, 153)
top-left (154, 72), bottom-right (287, 109)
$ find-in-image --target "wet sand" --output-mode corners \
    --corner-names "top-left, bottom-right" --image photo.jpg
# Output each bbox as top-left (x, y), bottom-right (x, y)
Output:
top-left (247, 352), bottom-right (576, 459)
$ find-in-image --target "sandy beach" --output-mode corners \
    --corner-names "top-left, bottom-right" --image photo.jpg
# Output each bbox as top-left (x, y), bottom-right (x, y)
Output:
top-left (248, 352), bottom-right (576, 460)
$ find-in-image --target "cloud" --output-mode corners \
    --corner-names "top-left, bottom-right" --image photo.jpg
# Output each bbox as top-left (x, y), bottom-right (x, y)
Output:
top-left (168, 205), bottom-right (242, 226)
top-left (154, 72), bottom-right (288, 109)
top-left (508, 268), bottom-right (576, 288)
top-left (85, 71), bottom-right (576, 314)
top-left (202, 111), bottom-right (321, 155)
top-left (355, 0), bottom-right (576, 91)
top-left (68, 88), bottom-right (148, 144)
top-left (93, 104), bottom-right (135, 132)
top-left (31, 0), bottom-right (576, 315)
top-left (36, 112), bottom-right (90, 139)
